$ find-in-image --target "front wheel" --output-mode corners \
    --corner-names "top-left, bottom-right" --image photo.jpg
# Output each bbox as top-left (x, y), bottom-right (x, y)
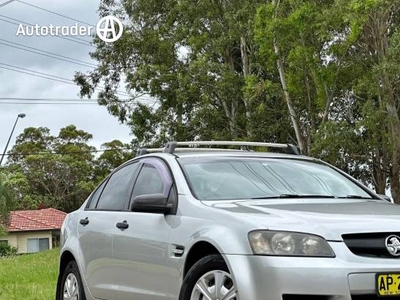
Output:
top-left (59, 261), bottom-right (86, 300)
top-left (179, 254), bottom-right (238, 300)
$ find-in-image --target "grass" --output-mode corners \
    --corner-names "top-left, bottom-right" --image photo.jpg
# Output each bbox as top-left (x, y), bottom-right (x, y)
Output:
top-left (0, 248), bottom-right (59, 300)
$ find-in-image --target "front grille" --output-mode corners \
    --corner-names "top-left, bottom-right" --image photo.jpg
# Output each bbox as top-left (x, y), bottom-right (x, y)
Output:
top-left (352, 295), bottom-right (400, 300)
top-left (342, 232), bottom-right (400, 258)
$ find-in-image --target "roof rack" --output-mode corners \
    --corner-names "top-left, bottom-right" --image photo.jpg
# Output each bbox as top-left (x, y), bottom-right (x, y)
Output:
top-left (137, 141), bottom-right (299, 156)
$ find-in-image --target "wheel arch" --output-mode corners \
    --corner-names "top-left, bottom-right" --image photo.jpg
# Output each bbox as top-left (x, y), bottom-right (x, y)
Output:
top-left (56, 250), bottom-right (77, 300)
top-left (183, 240), bottom-right (224, 278)
top-left (59, 250), bottom-right (76, 272)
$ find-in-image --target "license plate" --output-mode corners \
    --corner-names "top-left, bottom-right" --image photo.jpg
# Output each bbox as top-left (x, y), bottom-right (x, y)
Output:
top-left (377, 274), bottom-right (400, 296)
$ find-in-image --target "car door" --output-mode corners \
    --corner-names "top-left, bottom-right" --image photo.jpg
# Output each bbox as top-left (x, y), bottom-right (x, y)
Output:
top-left (112, 158), bottom-right (177, 300)
top-left (77, 162), bottom-right (140, 300)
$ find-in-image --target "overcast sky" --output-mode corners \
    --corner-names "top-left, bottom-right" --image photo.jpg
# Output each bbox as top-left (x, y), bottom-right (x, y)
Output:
top-left (0, 0), bottom-right (143, 160)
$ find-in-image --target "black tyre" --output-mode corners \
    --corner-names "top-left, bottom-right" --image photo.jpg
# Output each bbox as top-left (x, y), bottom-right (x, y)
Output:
top-left (58, 261), bottom-right (86, 300)
top-left (179, 254), bottom-right (238, 300)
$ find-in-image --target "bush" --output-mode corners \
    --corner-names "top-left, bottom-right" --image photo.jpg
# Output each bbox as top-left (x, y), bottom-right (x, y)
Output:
top-left (0, 243), bottom-right (17, 257)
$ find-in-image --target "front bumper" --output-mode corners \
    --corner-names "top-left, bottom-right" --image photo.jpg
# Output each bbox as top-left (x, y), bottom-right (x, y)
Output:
top-left (224, 242), bottom-right (400, 300)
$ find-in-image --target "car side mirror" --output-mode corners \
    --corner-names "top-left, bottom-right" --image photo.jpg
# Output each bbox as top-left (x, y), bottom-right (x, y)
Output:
top-left (131, 194), bottom-right (172, 214)
top-left (377, 194), bottom-right (393, 203)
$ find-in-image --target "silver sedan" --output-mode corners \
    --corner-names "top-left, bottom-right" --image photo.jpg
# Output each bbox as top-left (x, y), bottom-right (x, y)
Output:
top-left (56, 141), bottom-right (400, 300)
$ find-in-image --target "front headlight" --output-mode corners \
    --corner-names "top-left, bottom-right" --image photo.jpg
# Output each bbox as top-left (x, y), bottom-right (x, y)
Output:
top-left (248, 231), bottom-right (335, 257)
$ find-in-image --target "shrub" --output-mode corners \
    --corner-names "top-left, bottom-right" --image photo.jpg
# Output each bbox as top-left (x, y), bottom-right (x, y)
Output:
top-left (0, 243), bottom-right (17, 257)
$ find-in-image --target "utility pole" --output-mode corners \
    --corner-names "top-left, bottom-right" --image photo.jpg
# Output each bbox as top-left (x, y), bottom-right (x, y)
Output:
top-left (0, 113), bottom-right (26, 166)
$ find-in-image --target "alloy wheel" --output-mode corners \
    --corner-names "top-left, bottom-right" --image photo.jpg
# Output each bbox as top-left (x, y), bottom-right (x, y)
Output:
top-left (190, 270), bottom-right (237, 300)
top-left (63, 273), bottom-right (79, 300)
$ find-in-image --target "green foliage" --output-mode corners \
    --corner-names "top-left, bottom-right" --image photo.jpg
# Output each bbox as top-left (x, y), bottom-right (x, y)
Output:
top-left (0, 175), bottom-right (14, 233)
top-left (4, 126), bottom-right (134, 212)
top-left (70, 0), bottom-right (400, 201)
top-left (255, 0), bottom-right (400, 199)
top-left (0, 243), bottom-right (17, 257)
top-left (94, 140), bottom-right (134, 181)
top-left (75, 0), bottom-right (295, 144)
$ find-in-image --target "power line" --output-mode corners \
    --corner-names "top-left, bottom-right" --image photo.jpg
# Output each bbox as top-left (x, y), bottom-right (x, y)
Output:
top-left (0, 0), bottom-right (16, 8)
top-left (0, 14), bottom-right (92, 44)
top-left (0, 65), bottom-right (128, 97)
top-left (0, 101), bottom-right (99, 105)
top-left (0, 62), bottom-right (131, 97)
top-left (0, 101), bottom-right (157, 105)
top-left (0, 16), bottom-right (26, 26)
top-left (0, 98), bottom-right (106, 101)
top-left (0, 7), bottom-right (158, 105)
top-left (0, 64), bottom-right (157, 102)
top-left (0, 15), bottom-right (136, 99)
top-left (0, 101), bottom-right (156, 105)
top-left (2, 148), bottom-right (134, 156)
top-left (0, 17), bottom-right (93, 48)
top-left (0, 38), bottom-right (96, 68)
top-left (0, 62), bottom-right (78, 82)
top-left (0, 41), bottom-right (142, 99)
top-left (0, 15), bottom-right (94, 48)
top-left (0, 64), bottom-right (77, 85)
top-left (0, 97), bottom-right (158, 105)
top-left (0, 97), bottom-right (155, 101)
top-left (16, 0), bottom-right (95, 27)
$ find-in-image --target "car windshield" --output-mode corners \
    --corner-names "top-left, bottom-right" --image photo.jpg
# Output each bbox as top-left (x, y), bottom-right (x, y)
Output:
top-left (179, 157), bottom-right (373, 201)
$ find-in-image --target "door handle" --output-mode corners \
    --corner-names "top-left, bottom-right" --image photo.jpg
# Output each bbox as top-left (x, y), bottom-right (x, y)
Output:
top-left (116, 220), bottom-right (129, 230)
top-left (79, 218), bottom-right (89, 226)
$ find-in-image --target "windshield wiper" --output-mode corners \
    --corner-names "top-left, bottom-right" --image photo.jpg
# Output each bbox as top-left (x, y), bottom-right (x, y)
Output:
top-left (337, 195), bottom-right (373, 199)
top-left (279, 194), bottom-right (336, 198)
top-left (251, 194), bottom-right (336, 199)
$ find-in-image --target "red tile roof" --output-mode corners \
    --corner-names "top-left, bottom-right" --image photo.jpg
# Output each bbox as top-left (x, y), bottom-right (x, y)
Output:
top-left (8, 208), bottom-right (67, 232)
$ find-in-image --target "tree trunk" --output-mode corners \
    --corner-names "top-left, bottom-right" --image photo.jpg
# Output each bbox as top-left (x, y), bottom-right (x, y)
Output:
top-left (368, 8), bottom-right (400, 203)
top-left (387, 101), bottom-right (400, 203)
top-left (273, 41), bottom-right (305, 152)
top-left (240, 35), bottom-right (252, 138)
top-left (221, 47), bottom-right (239, 138)
top-left (372, 147), bottom-right (387, 194)
top-left (220, 99), bottom-right (237, 138)
top-left (322, 83), bottom-right (333, 124)
top-left (176, 111), bottom-right (184, 141)
top-left (380, 37), bottom-right (400, 204)
top-left (271, 0), bottom-right (305, 152)
top-left (390, 144), bottom-right (400, 204)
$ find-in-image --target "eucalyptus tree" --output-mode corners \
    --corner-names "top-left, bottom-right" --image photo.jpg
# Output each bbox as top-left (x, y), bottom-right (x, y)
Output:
top-left (75, 0), bottom-right (292, 143)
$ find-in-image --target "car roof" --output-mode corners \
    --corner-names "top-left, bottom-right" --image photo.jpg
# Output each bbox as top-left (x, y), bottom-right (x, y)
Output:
top-left (131, 141), bottom-right (319, 164)
top-left (114, 150), bottom-right (322, 179)
top-left (138, 150), bottom-right (316, 161)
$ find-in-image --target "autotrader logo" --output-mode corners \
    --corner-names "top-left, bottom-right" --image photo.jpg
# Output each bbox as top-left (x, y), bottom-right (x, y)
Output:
top-left (15, 15), bottom-right (124, 43)
top-left (96, 16), bottom-right (123, 43)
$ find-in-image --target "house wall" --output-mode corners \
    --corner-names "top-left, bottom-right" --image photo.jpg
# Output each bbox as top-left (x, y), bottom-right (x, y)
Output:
top-left (1, 231), bottom-right (54, 254)
top-left (1, 233), bottom-right (17, 249)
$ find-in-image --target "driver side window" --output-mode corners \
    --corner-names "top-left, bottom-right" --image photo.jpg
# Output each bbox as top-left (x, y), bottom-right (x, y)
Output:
top-left (131, 164), bottom-right (164, 199)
